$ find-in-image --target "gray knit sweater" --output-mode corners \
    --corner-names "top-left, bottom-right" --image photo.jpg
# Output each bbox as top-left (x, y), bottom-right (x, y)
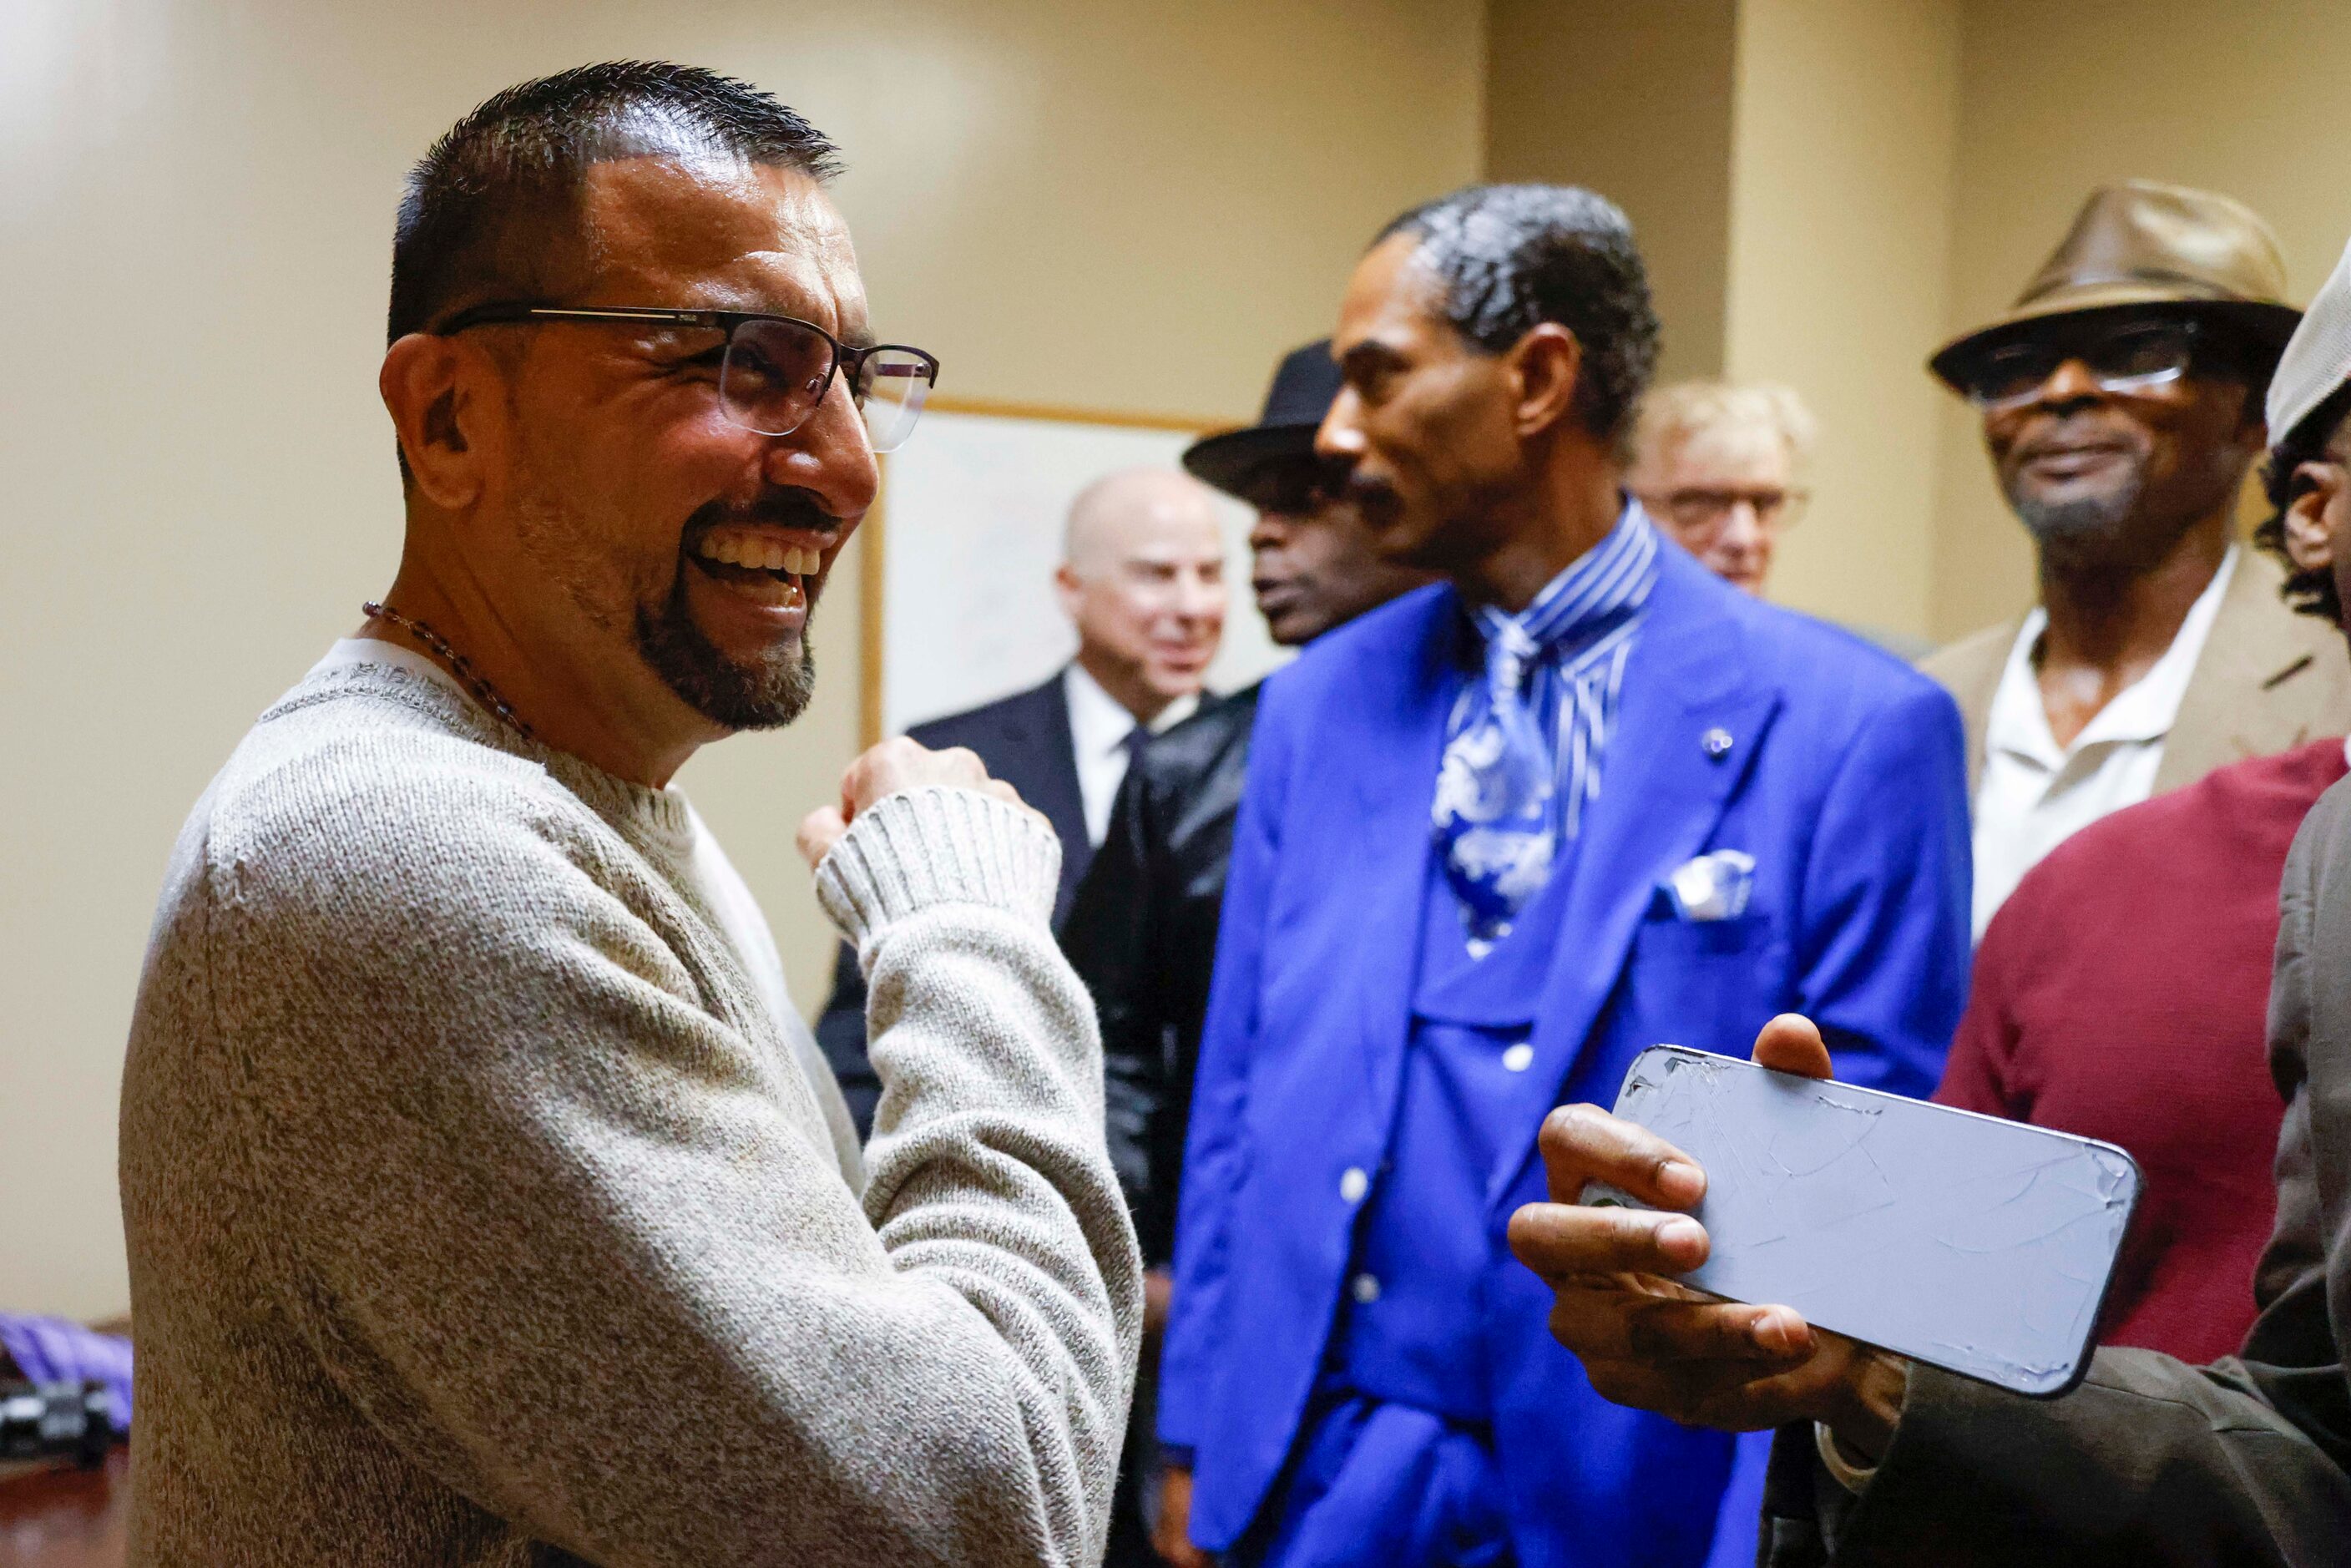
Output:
top-left (118, 660), bottom-right (1141, 1565)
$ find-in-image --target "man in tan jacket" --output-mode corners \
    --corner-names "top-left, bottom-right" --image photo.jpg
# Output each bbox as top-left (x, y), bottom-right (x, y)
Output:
top-left (1924, 180), bottom-right (2351, 936)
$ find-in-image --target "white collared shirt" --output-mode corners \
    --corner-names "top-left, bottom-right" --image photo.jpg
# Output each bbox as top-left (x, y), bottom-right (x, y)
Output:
top-left (1969, 548), bottom-right (2237, 938)
top-left (1064, 661), bottom-right (1199, 847)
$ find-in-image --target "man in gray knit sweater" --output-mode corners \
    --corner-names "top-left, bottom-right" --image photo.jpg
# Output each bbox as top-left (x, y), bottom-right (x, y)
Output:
top-left (119, 63), bottom-right (1140, 1565)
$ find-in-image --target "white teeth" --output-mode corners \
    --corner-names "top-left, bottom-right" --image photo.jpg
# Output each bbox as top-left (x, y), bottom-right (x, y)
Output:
top-left (694, 532), bottom-right (823, 577)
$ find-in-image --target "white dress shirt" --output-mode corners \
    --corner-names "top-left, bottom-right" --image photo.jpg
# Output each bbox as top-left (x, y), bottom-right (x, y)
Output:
top-left (1063, 661), bottom-right (1198, 847)
top-left (1969, 547), bottom-right (2237, 938)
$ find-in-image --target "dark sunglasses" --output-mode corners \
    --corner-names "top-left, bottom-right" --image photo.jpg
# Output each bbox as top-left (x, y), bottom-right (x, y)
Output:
top-left (1954, 318), bottom-right (2202, 410)
top-left (1236, 456), bottom-right (1349, 516)
top-left (433, 302), bottom-right (940, 453)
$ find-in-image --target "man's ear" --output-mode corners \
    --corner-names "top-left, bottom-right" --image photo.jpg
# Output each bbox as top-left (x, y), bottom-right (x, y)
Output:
top-left (2283, 461), bottom-right (2343, 578)
top-left (1053, 561), bottom-right (1085, 623)
top-left (380, 333), bottom-right (490, 509)
top-left (1509, 322), bottom-right (1583, 440)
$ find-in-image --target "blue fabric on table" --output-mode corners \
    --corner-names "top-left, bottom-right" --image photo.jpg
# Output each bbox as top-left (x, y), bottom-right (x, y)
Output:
top-left (0, 1312), bottom-right (134, 1425)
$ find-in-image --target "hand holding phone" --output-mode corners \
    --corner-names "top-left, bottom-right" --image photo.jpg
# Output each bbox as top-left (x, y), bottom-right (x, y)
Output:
top-left (1507, 1014), bottom-right (2141, 1466)
top-left (1589, 1044), bottom-right (2139, 1397)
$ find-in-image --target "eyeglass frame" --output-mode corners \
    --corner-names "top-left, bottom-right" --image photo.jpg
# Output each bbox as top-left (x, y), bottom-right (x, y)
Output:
top-left (1636, 485), bottom-right (1810, 538)
top-left (430, 301), bottom-right (942, 443)
top-left (1951, 315), bottom-right (2207, 412)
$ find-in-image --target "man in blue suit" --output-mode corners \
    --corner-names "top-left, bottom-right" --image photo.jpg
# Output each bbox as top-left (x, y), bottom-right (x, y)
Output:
top-left (1155, 184), bottom-right (1972, 1568)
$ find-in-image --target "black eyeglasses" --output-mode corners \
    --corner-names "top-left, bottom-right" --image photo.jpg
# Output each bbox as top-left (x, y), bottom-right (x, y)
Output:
top-left (434, 302), bottom-right (940, 453)
top-left (1955, 318), bottom-right (2202, 410)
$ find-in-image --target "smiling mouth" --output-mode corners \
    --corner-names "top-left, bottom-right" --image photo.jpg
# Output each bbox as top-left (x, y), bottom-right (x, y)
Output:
top-left (2021, 442), bottom-right (2131, 474)
top-left (688, 526), bottom-right (826, 610)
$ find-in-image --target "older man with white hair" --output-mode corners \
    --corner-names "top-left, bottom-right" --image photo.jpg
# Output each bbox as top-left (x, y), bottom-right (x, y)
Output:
top-left (815, 465), bottom-right (1228, 1129)
top-left (1627, 380), bottom-right (1816, 595)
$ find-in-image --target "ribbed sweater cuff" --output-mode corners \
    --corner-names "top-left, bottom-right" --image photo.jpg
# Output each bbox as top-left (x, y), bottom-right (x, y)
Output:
top-left (815, 787), bottom-right (1062, 953)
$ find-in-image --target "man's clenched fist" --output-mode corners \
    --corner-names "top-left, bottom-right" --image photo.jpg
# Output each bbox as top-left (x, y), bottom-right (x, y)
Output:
top-left (796, 736), bottom-right (1038, 868)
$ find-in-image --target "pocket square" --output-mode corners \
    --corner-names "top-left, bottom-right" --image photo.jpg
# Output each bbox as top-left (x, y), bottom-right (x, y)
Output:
top-left (1662, 849), bottom-right (1756, 922)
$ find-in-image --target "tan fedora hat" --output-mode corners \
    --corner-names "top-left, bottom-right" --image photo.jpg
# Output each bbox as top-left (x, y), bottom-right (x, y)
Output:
top-left (1929, 180), bottom-right (2302, 392)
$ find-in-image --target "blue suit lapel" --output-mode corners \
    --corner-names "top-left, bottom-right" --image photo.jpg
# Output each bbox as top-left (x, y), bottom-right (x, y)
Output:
top-left (1336, 594), bottom-right (1462, 1152)
top-left (1484, 549), bottom-right (1781, 1208)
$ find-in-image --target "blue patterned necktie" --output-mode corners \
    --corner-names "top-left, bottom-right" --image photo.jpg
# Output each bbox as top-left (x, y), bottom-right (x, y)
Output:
top-left (1431, 621), bottom-right (1560, 945)
top-left (1431, 509), bottom-right (1659, 948)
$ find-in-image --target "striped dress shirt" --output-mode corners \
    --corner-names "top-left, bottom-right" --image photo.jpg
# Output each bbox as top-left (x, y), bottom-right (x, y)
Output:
top-left (1447, 501), bottom-right (1661, 845)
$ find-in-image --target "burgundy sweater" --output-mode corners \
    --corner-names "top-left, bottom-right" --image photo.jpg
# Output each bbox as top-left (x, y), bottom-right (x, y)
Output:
top-left (1937, 740), bottom-right (2347, 1363)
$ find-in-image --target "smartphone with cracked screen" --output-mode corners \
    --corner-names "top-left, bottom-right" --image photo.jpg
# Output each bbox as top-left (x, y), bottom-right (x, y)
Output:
top-left (1583, 1044), bottom-right (2141, 1397)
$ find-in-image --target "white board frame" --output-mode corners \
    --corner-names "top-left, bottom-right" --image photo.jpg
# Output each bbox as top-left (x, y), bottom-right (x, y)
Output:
top-left (859, 395), bottom-right (1292, 745)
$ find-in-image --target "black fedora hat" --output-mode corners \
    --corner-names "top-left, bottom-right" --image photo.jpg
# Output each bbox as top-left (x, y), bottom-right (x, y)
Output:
top-left (1182, 340), bottom-right (1341, 499)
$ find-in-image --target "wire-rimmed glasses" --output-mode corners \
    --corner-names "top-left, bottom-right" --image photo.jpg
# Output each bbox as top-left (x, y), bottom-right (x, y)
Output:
top-left (434, 302), bottom-right (940, 453)
top-left (1639, 487), bottom-right (1810, 539)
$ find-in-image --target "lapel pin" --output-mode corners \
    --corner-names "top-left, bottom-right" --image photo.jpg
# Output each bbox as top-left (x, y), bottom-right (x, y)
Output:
top-left (1701, 726), bottom-right (1734, 761)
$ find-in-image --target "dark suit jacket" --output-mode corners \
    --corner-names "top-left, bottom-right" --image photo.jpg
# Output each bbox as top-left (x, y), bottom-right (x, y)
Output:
top-left (813, 672), bottom-right (1091, 1132)
top-left (1062, 684), bottom-right (1259, 1269)
top-left (1762, 775), bottom-right (2351, 1565)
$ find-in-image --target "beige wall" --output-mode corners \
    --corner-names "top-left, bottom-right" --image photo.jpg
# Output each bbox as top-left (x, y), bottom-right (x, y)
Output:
top-left (1484, 0), bottom-right (1739, 383)
top-left (1482, 0), bottom-right (1963, 639)
top-left (1722, 0), bottom-right (1962, 637)
top-left (0, 0), bottom-right (1482, 1317)
top-left (1929, 0), bottom-right (2351, 640)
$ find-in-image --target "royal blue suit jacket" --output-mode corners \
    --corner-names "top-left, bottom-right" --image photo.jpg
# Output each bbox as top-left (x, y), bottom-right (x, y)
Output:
top-left (1159, 542), bottom-right (1972, 1566)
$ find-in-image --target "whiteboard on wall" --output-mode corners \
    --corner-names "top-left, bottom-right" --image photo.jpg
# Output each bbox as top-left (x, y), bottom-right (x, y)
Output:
top-left (866, 402), bottom-right (1292, 740)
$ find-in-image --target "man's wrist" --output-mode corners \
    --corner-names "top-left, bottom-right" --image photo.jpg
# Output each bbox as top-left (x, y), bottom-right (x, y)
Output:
top-left (1822, 1347), bottom-right (1909, 1465)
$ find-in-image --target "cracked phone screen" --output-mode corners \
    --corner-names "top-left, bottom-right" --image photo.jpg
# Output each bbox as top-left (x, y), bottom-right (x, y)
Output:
top-left (1590, 1045), bottom-right (2141, 1396)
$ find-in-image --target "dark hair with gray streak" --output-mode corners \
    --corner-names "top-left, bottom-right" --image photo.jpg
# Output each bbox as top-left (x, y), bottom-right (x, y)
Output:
top-left (1377, 183), bottom-right (1661, 447)
top-left (389, 62), bottom-right (841, 346)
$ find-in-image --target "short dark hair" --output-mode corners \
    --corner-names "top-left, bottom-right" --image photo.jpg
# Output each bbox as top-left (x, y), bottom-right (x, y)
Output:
top-left (388, 62), bottom-right (842, 346)
top-left (1376, 183), bottom-right (1661, 448)
top-left (2256, 382), bottom-right (2351, 626)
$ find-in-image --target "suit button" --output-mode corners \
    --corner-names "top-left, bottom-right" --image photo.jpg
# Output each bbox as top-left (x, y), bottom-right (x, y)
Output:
top-left (1502, 1042), bottom-right (1534, 1072)
top-left (1352, 1272), bottom-right (1383, 1304)
top-left (1702, 726), bottom-right (1734, 760)
top-left (1340, 1167), bottom-right (1369, 1204)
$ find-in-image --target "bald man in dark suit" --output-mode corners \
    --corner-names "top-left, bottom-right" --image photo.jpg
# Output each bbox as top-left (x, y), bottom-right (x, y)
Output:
top-left (815, 468), bottom-right (1228, 1130)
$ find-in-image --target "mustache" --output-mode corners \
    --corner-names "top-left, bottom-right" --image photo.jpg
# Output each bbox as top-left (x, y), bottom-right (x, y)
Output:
top-left (680, 488), bottom-right (843, 547)
top-left (2013, 419), bottom-right (2143, 464)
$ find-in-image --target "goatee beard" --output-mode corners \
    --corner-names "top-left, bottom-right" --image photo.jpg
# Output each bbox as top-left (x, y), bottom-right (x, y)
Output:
top-left (2008, 468), bottom-right (2146, 545)
top-left (634, 569), bottom-right (815, 731)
